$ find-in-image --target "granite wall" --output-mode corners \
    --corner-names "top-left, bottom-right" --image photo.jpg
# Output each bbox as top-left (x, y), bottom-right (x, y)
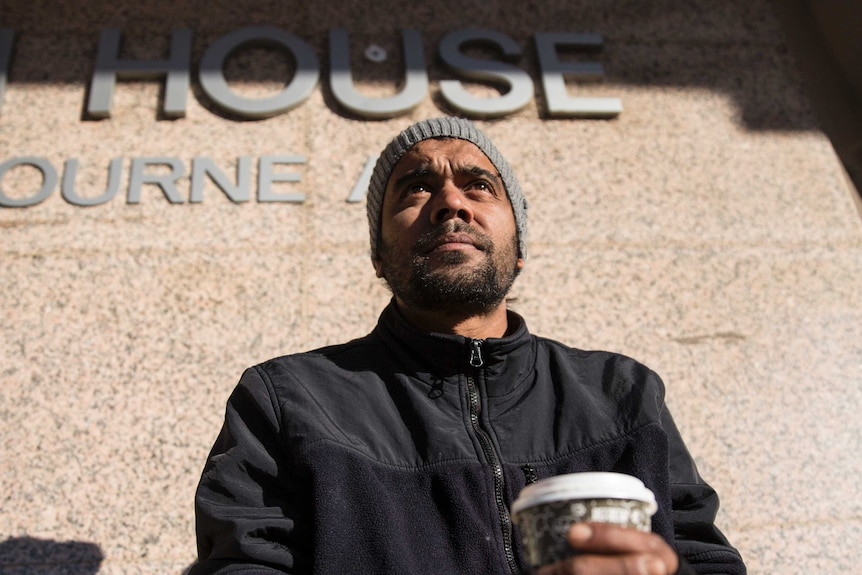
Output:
top-left (1, 1), bottom-right (860, 573)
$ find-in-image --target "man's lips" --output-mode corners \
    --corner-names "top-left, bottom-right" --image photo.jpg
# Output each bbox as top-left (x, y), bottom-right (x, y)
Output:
top-left (414, 222), bottom-right (492, 256)
top-left (426, 233), bottom-right (482, 253)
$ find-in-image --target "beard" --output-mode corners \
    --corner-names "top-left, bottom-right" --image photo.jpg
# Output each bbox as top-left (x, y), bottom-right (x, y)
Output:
top-left (377, 221), bottom-right (520, 316)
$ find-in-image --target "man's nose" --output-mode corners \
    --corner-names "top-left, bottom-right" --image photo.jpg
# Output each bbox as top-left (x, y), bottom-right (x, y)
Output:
top-left (430, 183), bottom-right (474, 225)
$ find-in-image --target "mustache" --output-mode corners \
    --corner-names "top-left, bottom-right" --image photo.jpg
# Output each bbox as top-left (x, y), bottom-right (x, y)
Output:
top-left (413, 221), bottom-right (493, 254)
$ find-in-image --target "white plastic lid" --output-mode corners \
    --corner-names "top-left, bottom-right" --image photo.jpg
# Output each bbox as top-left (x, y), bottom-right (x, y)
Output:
top-left (511, 472), bottom-right (658, 516)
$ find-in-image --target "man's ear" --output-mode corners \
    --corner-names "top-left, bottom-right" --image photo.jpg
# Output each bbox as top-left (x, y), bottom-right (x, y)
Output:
top-left (373, 259), bottom-right (384, 278)
top-left (516, 257), bottom-right (525, 271)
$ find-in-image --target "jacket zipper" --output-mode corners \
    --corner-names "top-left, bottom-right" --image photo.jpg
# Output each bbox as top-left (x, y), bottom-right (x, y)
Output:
top-left (466, 339), bottom-right (518, 574)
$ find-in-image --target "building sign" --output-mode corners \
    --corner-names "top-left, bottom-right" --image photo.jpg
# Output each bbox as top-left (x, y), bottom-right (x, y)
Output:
top-left (0, 27), bottom-right (621, 208)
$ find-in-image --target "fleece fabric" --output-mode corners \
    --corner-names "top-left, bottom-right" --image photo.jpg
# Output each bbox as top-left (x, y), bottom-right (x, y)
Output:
top-left (191, 302), bottom-right (746, 575)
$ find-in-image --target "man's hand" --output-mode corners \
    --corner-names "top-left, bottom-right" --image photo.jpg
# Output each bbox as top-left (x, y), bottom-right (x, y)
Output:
top-left (536, 523), bottom-right (679, 575)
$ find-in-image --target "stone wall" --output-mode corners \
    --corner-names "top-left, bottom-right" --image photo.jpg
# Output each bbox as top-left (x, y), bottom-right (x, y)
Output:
top-left (1, 1), bottom-right (860, 573)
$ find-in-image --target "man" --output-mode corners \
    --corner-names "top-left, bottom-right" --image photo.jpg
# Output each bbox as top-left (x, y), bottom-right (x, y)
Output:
top-left (191, 117), bottom-right (746, 574)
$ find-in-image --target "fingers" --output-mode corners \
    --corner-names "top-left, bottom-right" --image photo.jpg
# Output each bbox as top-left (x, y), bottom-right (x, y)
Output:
top-left (536, 523), bottom-right (678, 575)
top-left (568, 523), bottom-right (665, 555)
top-left (537, 553), bottom-right (671, 575)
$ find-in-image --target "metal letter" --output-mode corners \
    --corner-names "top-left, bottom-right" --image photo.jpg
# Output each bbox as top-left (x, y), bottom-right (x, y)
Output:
top-left (88, 29), bottom-right (192, 118)
top-left (438, 29), bottom-right (533, 118)
top-left (534, 33), bottom-right (622, 118)
top-left (128, 157), bottom-right (186, 204)
top-left (258, 156), bottom-right (305, 203)
top-left (190, 156), bottom-right (252, 203)
top-left (0, 29), bottom-right (14, 114)
top-left (199, 27), bottom-right (318, 119)
top-left (347, 156), bottom-right (376, 203)
top-left (61, 158), bottom-right (123, 206)
top-left (0, 157), bottom-right (58, 208)
top-left (330, 29), bottom-right (427, 118)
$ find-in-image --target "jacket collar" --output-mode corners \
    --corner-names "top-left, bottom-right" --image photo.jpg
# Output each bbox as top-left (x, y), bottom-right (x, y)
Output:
top-left (374, 300), bottom-right (535, 398)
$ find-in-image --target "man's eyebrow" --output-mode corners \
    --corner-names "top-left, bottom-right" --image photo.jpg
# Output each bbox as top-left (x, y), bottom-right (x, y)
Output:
top-left (462, 165), bottom-right (502, 183)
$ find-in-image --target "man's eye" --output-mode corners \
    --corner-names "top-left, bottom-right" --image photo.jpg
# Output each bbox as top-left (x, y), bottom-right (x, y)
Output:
top-left (407, 183), bottom-right (429, 194)
top-left (468, 180), bottom-right (494, 194)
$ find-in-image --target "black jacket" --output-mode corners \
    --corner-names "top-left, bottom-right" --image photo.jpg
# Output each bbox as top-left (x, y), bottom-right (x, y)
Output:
top-left (192, 303), bottom-right (745, 574)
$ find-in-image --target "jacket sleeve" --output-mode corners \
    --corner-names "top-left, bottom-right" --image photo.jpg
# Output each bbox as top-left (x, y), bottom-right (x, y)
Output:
top-left (190, 366), bottom-right (310, 574)
top-left (662, 407), bottom-right (747, 575)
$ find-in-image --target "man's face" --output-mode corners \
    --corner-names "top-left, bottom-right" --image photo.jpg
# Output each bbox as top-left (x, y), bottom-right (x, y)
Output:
top-left (374, 138), bottom-right (524, 316)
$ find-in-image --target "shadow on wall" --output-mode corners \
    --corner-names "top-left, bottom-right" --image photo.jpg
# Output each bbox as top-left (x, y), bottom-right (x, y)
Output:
top-left (0, 537), bottom-right (104, 575)
top-left (0, 0), bottom-right (824, 131)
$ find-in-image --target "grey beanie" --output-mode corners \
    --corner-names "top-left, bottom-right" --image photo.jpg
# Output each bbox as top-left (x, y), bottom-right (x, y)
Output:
top-left (366, 116), bottom-right (528, 261)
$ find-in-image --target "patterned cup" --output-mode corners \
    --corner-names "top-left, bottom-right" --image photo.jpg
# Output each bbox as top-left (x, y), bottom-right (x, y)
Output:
top-left (510, 472), bottom-right (657, 572)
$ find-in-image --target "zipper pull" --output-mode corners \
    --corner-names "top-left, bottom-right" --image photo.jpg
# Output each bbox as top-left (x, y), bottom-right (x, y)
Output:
top-left (469, 339), bottom-right (484, 368)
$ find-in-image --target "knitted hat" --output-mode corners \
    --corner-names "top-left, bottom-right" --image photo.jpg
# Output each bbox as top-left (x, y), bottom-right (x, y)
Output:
top-left (367, 117), bottom-right (528, 261)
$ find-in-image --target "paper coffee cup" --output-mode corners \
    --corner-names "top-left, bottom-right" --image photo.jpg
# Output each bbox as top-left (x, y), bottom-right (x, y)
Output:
top-left (511, 472), bottom-right (657, 571)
